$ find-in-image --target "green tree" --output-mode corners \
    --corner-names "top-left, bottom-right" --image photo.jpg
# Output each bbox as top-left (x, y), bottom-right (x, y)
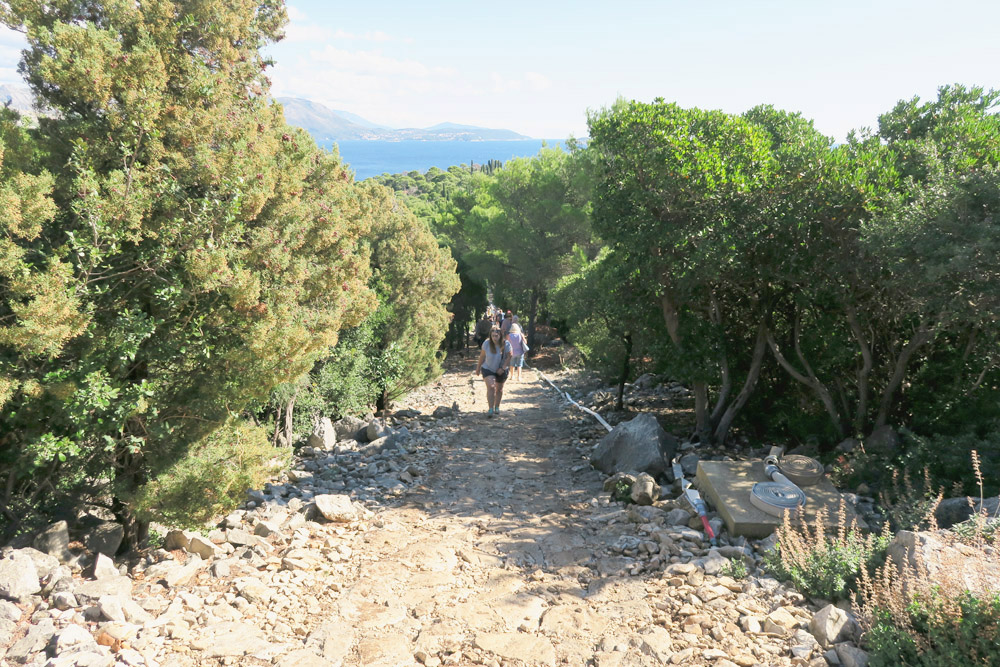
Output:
top-left (375, 164), bottom-right (489, 351)
top-left (466, 146), bottom-right (591, 348)
top-left (0, 0), bottom-right (374, 543)
top-left (360, 182), bottom-right (460, 409)
top-left (552, 247), bottom-right (665, 409)
top-left (588, 99), bottom-right (775, 443)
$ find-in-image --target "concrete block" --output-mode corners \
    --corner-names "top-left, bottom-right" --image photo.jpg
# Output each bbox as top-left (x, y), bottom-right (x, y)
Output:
top-left (695, 460), bottom-right (865, 539)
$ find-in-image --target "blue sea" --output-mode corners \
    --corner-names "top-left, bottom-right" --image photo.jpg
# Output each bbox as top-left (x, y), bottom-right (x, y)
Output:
top-left (320, 140), bottom-right (564, 180)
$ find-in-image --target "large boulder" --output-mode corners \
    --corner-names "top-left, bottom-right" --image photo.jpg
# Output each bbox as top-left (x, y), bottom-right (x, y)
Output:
top-left (590, 413), bottom-right (678, 478)
top-left (313, 494), bottom-right (359, 523)
top-left (977, 496), bottom-right (999, 516)
top-left (809, 604), bottom-right (850, 647)
top-left (864, 425), bottom-right (900, 456)
top-left (86, 522), bottom-right (124, 557)
top-left (365, 418), bottom-right (390, 442)
top-left (934, 497), bottom-right (975, 528)
top-left (333, 416), bottom-right (368, 441)
top-left (887, 530), bottom-right (1000, 598)
top-left (307, 417), bottom-right (337, 451)
top-left (33, 520), bottom-right (72, 562)
top-left (0, 551), bottom-right (41, 602)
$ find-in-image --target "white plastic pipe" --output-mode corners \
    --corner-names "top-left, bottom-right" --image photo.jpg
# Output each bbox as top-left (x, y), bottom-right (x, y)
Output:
top-left (529, 365), bottom-right (614, 433)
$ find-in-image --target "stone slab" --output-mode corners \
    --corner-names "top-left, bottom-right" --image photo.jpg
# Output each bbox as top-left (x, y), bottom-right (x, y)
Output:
top-left (695, 460), bottom-right (866, 539)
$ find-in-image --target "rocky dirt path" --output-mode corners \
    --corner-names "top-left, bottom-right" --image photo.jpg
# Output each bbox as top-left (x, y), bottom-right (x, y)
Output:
top-left (2, 356), bottom-right (845, 667)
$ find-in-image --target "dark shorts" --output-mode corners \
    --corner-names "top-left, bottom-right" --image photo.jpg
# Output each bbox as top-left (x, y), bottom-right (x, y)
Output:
top-left (482, 368), bottom-right (507, 383)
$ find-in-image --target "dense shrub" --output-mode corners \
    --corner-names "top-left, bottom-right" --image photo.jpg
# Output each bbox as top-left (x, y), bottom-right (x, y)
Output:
top-left (133, 420), bottom-right (288, 530)
top-left (0, 1), bottom-right (381, 544)
top-left (763, 506), bottom-right (890, 601)
top-left (865, 592), bottom-right (1000, 666)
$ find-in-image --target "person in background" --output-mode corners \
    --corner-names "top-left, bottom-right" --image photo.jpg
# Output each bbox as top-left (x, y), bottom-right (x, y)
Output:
top-left (475, 327), bottom-right (511, 416)
top-left (506, 317), bottom-right (528, 382)
top-left (500, 310), bottom-right (513, 339)
top-left (474, 312), bottom-right (493, 349)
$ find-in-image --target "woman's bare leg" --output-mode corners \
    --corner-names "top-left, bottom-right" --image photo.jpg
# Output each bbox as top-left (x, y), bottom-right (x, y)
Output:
top-left (484, 377), bottom-right (496, 410)
top-left (494, 381), bottom-right (505, 409)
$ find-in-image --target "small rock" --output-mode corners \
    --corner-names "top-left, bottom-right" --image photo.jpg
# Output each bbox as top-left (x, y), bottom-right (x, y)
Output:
top-left (6, 619), bottom-right (55, 663)
top-left (187, 534), bottom-right (219, 559)
top-left (366, 418), bottom-right (390, 442)
top-left (51, 623), bottom-right (97, 655)
top-left (630, 473), bottom-right (660, 506)
top-left (226, 528), bottom-right (256, 546)
top-left (810, 604), bottom-right (849, 647)
top-left (307, 416), bottom-right (337, 450)
top-left (52, 591), bottom-right (78, 610)
top-left (89, 553), bottom-right (120, 580)
top-left (253, 521), bottom-right (282, 538)
top-left (665, 508), bottom-right (691, 526)
top-left (835, 643), bottom-right (869, 667)
top-left (679, 453), bottom-right (699, 476)
top-left (72, 576), bottom-right (132, 606)
top-left (333, 415), bottom-right (368, 441)
top-left (764, 607), bottom-right (799, 634)
top-left (235, 578), bottom-right (273, 604)
top-left (698, 549), bottom-right (729, 575)
top-left (98, 595), bottom-right (126, 622)
top-left (314, 494), bottom-right (359, 522)
top-left (18, 547), bottom-right (60, 580)
top-left (163, 529), bottom-right (191, 551)
top-left (211, 559), bottom-right (232, 578)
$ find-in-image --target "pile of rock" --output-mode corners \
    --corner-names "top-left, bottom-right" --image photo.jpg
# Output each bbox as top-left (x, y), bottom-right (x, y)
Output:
top-left (0, 408), bottom-right (457, 667)
top-left (563, 408), bottom-right (876, 665)
top-left (570, 489), bottom-right (873, 666)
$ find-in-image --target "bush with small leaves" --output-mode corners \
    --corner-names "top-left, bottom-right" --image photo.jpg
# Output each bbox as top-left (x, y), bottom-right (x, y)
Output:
top-left (763, 503), bottom-right (890, 601)
top-left (133, 420), bottom-right (289, 530)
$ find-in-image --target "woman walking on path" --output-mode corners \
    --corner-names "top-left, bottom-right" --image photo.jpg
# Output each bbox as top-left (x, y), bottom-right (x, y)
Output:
top-left (506, 319), bottom-right (528, 382)
top-left (475, 327), bottom-right (511, 417)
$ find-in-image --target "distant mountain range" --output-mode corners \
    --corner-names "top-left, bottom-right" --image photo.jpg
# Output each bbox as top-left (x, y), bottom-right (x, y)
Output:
top-left (0, 84), bottom-right (41, 119)
top-left (276, 97), bottom-right (532, 141)
top-left (0, 85), bottom-right (531, 142)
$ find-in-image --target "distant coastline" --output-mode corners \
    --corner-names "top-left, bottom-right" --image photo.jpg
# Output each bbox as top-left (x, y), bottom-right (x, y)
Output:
top-left (279, 97), bottom-right (533, 142)
top-left (325, 139), bottom-right (566, 180)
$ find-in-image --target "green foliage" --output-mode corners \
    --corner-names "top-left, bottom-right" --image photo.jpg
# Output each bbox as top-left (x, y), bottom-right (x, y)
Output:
top-left (951, 517), bottom-right (1000, 546)
top-left (611, 478), bottom-right (633, 504)
top-left (358, 182), bottom-right (460, 405)
top-left (464, 146), bottom-right (593, 346)
top-left (764, 535), bottom-right (888, 602)
top-left (866, 592), bottom-right (1000, 667)
top-left (267, 183), bottom-right (461, 430)
top-left (720, 559), bottom-right (749, 580)
top-left (764, 509), bottom-right (890, 601)
top-left (0, 0), bottom-right (377, 540)
top-left (373, 166), bottom-right (485, 350)
top-left (552, 246), bottom-right (666, 405)
top-left (133, 420), bottom-right (288, 530)
top-left (833, 430), bottom-right (1000, 502)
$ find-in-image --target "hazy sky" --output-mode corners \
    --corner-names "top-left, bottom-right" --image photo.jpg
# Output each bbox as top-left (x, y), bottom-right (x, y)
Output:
top-left (2, 0), bottom-right (998, 140)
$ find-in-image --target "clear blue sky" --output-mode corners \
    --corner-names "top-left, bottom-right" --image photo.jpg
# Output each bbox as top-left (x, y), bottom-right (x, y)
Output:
top-left (2, 0), bottom-right (998, 140)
